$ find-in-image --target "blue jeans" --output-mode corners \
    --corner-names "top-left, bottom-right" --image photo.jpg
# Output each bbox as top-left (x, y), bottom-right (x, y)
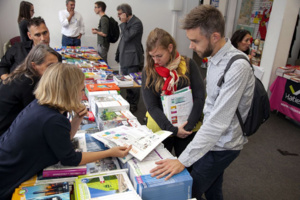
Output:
top-left (191, 150), bottom-right (240, 200)
top-left (120, 65), bottom-right (140, 107)
top-left (62, 35), bottom-right (81, 46)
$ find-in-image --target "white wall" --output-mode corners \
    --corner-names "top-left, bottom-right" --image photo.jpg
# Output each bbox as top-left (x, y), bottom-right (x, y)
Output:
top-left (0, 0), bottom-right (198, 70)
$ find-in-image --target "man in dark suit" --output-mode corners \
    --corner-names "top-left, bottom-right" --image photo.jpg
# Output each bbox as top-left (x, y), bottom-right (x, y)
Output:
top-left (116, 3), bottom-right (144, 113)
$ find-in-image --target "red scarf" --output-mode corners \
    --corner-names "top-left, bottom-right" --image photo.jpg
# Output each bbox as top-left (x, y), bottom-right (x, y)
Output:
top-left (155, 52), bottom-right (180, 95)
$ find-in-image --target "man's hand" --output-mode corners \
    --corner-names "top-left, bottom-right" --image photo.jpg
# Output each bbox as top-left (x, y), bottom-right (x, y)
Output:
top-left (108, 145), bottom-right (132, 158)
top-left (150, 159), bottom-right (185, 180)
top-left (177, 121), bottom-right (192, 139)
top-left (77, 33), bottom-right (82, 39)
top-left (119, 13), bottom-right (127, 23)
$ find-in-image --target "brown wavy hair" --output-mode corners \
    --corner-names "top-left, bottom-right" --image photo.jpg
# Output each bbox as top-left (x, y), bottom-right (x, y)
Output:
top-left (145, 28), bottom-right (189, 93)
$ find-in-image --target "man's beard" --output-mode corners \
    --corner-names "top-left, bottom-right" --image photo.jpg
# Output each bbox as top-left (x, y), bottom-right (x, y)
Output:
top-left (199, 41), bottom-right (213, 59)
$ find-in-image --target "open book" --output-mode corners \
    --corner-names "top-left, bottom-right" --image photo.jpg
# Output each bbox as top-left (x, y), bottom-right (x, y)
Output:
top-left (161, 86), bottom-right (193, 127)
top-left (91, 126), bottom-right (172, 161)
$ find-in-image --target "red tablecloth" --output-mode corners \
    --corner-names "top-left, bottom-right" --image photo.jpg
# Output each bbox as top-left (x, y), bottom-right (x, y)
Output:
top-left (270, 76), bottom-right (300, 122)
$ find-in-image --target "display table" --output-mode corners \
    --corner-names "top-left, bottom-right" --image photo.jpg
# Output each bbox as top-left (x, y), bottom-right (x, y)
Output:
top-left (269, 76), bottom-right (300, 122)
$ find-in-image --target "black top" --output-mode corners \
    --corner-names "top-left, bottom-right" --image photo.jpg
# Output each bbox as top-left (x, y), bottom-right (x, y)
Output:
top-left (19, 19), bottom-right (30, 42)
top-left (0, 74), bottom-right (39, 136)
top-left (0, 40), bottom-right (33, 77)
top-left (0, 100), bottom-right (82, 200)
top-left (141, 58), bottom-right (205, 135)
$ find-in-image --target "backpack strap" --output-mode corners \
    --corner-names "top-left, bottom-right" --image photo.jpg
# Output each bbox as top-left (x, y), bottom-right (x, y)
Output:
top-left (217, 54), bottom-right (254, 134)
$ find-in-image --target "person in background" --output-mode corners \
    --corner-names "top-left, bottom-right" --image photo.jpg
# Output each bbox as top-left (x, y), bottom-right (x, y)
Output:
top-left (0, 44), bottom-right (60, 136)
top-left (231, 29), bottom-right (255, 60)
top-left (59, 0), bottom-right (85, 46)
top-left (0, 17), bottom-right (51, 80)
top-left (151, 5), bottom-right (255, 200)
top-left (0, 63), bottom-right (132, 200)
top-left (92, 1), bottom-right (109, 63)
top-left (141, 28), bottom-right (205, 164)
top-left (18, 1), bottom-right (34, 43)
top-left (116, 3), bottom-right (143, 113)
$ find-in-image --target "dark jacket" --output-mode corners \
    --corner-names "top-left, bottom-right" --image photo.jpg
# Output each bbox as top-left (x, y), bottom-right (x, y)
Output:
top-left (0, 41), bottom-right (33, 77)
top-left (116, 15), bottom-right (144, 68)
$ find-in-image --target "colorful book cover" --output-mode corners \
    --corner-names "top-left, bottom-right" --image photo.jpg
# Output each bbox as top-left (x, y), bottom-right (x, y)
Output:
top-left (12, 182), bottom-right (70, 200)
top-left (135, 169), bottom-right (192, 200)
top-left (85, 83), bottom-right (120, 92)
top-left (74, 170), bottom-right (141, 200)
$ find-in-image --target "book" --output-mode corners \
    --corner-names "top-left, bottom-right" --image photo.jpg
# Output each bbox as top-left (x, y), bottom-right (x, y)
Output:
top-left (74, 170), bottom-right (141, 200)
top-left (91, 126), bottom-right (172, 161)
top-left (135, 169), bottom-right (193, 200)
top-left (42, 134), bottom-right (87, 178)
top-left (92, 95), bottom-right (129, 118)
top-left (85, 83), bottom-right (120, 93)
top-left (113, 75), bottom-right (134, 87)
top-left (276, 66), bottom-right (296, 77)
top-left (12, 182), bottom-right (70, 200)
top-left (283, 72), bottom-right (300, 79)
top-left (161, 86), bottom-right (193, 127)
top-left (129, 72), bottom-right (142, 85)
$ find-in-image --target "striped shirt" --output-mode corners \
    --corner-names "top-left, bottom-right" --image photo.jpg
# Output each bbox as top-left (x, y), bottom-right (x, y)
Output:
top-left (178, 39), bottom-right (255, 167)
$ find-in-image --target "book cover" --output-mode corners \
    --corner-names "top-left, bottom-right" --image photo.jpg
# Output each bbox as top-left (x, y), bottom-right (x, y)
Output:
top-left (135, 169), bottom-right (193, 200)
top-left (92, 126), bottom-right (172, 161)
top-left (85, 83), bottom-right (120, 93)
top-left (93, 95), bottom-right (130, 118)
top-left (161, 86), bottom-right (193, 127)
top-left (113, 75), bottom-right (134, 87)
top-left (12, 182), bottom-right (70, 200)
top-left (74, 170), bottom-right (141, 200)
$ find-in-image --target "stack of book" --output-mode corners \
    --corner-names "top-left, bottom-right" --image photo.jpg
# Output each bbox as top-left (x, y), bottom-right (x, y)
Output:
top-left (92, 95), bottom-right (129, 119)
top-left (275, 66), bottom-right (300, 77)
top-left (113, 75), bottom-right (134, 87)
top-left (124, 144), bottom-right (193, 200)
top-left (129, 72), bottom-right (142, 85)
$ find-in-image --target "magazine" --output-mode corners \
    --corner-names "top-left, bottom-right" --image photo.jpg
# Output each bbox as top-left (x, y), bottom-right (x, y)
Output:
top-left (91, 126), bottom-right (172, 161)
top-left (161, 86), bottom-right (193, 127)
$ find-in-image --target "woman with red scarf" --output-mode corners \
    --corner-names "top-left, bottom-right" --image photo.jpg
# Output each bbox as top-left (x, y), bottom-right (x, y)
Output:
top-left (141, 28), bottom-right (205, 161)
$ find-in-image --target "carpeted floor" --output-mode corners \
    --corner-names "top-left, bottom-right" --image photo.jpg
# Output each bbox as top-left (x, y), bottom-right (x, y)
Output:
top-left (120, 85), bottom-right (300, 200)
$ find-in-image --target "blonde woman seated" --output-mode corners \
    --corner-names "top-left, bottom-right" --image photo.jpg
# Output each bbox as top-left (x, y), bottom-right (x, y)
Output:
top-left (0, 63), bottom-right (131, 200)
top-left (142, 28), bottom-right (205, 160)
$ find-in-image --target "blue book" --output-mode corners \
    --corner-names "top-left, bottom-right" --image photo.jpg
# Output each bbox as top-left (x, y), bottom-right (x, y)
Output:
top-left (135, 169), bottom-right (192, 200)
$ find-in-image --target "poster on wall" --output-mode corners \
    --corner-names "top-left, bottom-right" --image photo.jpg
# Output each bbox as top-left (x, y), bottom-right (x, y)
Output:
top-left (210, 0), bottom-right (219, 8)
top-left (238, 0), bottom-right (255, 25)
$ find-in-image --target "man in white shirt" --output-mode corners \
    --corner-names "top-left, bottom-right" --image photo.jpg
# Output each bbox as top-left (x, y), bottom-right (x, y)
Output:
top-left (58, 0), bottom-right (85, 46)
top-left (150, 5), bottom-right (255, 200)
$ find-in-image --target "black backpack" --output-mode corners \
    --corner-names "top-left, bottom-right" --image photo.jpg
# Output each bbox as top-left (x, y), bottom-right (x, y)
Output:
top-left (103, 15), bottom-right (120, 43)
top-left (217, 55), bottom-right (270, 136)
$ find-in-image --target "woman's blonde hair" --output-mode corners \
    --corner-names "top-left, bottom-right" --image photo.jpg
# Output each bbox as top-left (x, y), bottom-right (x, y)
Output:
top-left (145, 28), bottom-right (189, 93)
top-left (34, 63), bottom-right (85, 112)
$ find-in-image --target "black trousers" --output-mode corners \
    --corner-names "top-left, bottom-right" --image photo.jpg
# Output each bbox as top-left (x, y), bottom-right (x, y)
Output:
top-left (121, 65), bottom-right (140, 107)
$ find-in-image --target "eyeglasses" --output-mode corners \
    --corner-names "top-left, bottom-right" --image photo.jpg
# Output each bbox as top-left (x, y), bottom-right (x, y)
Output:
top-left (117, 12), bottom-right (124, 16)
top-left (94, 7), bottom-right (99, 9)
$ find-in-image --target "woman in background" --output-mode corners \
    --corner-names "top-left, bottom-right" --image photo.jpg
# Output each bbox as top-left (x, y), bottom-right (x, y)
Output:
top-left (0, 44), bottom-right (60, 136)
top-left (141, 28), bottom-right (205, 159)
top-left (231, 29), bottom-right (255, 60)
top-left (18, 1), bottom-right (34, 42)
top-left (0, 63), bottom-right (131, 200)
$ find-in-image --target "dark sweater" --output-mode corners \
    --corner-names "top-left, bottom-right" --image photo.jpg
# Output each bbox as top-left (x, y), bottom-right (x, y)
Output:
top-left (0, 74), bottom-right (39, 136)
top-left (0, 41), bottom-right (33, 77)
top-left (0, 100), bottom-right (82, 200)
top-left (141, 58), bottom-right (205, 135)
top-left (19, 19), bottom-right (30, 42)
